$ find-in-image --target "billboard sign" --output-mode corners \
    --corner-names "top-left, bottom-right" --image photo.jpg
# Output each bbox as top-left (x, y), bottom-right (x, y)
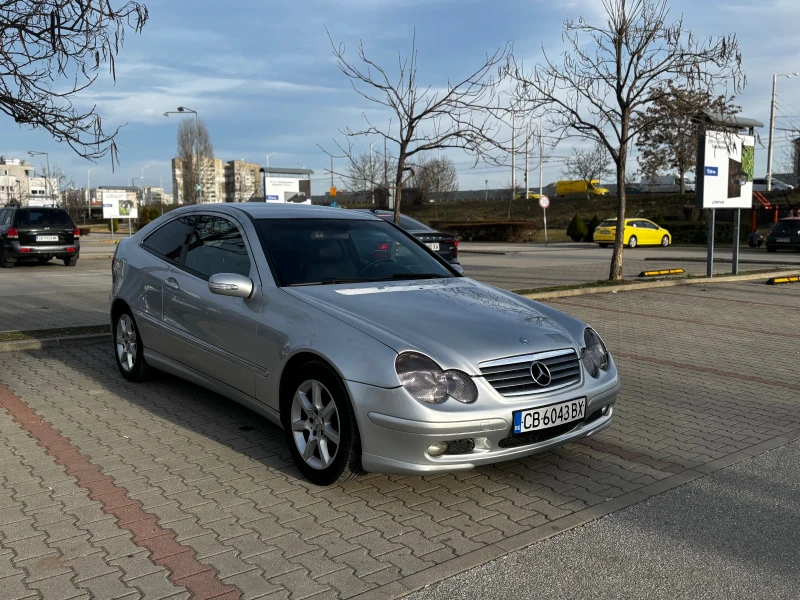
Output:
top-left (697, 131), bottom-right (754, 210)
top-left (264, 177), bottom-right (310, 204)
top-left (102, 190), bottom-right (138, 219)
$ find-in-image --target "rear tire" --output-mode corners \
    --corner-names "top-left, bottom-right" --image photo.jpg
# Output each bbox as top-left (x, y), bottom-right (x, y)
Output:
top-left (661, 235), bottom-right (669, 247)
top-left (628, 235), bottom-right (638, 249)
top-left (113, 310), bottom-right (152, 382)
top-left (281, 361), bottom-right (363, 486)
top-left (63, 256), bottom-right (78, 267)
top-left (0, 247), bottom-right (15, 268)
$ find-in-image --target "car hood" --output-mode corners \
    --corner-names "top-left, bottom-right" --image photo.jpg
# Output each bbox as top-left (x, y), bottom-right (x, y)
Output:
top-left (283, 278), bottom-right (581, 374)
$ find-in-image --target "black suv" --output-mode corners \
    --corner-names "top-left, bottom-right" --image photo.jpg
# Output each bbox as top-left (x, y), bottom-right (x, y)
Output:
top-left (0, 206), bottom-right (81, 268)
top-left (766, 217), bottom-right (800, 253)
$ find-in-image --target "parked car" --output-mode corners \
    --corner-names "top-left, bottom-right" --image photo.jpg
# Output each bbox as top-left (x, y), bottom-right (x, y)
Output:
top-left (110, 204), bottom-right (620, 485)
top-left (765, 217), bottom-right (800, 252)
top-left (555, 180), bottom-right (609, 197)
top-left (752, 178), bottom-right (794, 192)
top-left (639, 175), bottom-right (695, 193)
top-left (515, 191), bottom-right (544, 200)
top-left (354, 209), bottom-right (459, 265)
top-left (0, 206), bottom-right (81, 268)
top-left (593, 218), bottom-right (672, 249)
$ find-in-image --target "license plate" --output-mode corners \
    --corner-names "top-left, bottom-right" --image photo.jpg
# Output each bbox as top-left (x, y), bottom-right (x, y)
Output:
top-left (777, 238), bottom-right (790, 243)
top-left (513, 398), bottom-right (586, 434)
top-left (426, 243), bottom-right (440, 251)
top-left (36, 235), bottom-right (59, 242)
top-left (599, 230), bottom-right (610, 235)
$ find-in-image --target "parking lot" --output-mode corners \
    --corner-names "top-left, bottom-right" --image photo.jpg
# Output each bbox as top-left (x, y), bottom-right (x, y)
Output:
top-left (1, 277), bottom-right (798, 599)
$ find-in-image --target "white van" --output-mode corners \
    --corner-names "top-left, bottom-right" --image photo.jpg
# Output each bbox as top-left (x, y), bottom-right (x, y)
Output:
top-left (752, 177), bottom-right (794, 192)
top-left (639, 175), bottom-right (695, 193)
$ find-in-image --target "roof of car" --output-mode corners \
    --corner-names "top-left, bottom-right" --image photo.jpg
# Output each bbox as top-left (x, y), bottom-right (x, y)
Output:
top-left (169, 203), bottom-right (380, 221)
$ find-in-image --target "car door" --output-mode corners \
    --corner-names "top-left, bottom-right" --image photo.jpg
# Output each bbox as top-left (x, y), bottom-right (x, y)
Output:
top-left (161, 214), bottom-right (264, 397)
top-left (640, 220), bottom-right (660, 244)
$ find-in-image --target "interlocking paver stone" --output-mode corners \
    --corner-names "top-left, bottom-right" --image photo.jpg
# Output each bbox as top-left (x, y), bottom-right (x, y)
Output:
top-left (1, 280), bottom-right (799, 598)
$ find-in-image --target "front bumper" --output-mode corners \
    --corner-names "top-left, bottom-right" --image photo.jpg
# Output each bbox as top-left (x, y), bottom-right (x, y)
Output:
top-left (5, 241), bottom-right (80, 258)
top-left (347, 369), bottom-right (620, 476)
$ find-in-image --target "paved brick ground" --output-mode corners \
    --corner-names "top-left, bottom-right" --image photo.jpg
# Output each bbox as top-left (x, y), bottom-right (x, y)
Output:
top-left (0, 280), bottom-right (798, 599)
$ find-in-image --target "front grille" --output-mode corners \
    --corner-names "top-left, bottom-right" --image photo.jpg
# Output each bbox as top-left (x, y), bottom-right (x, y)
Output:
top-left (498, 421), bottom-right (579, 448)
top-left (479, 349), bottom-right (581, 397)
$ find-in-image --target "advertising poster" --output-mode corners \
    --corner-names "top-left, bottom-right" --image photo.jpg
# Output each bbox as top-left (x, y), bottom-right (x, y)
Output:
top-left (264, 177), bottom-right (310, 204)
top-left (102, 190), bottom-right (138, 219)
top-left (697, 131), bottom-right (754, 209)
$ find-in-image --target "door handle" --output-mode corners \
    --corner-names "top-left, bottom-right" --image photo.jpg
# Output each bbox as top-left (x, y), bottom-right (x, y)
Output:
top-left (165, 277), bottom-right (180, 291)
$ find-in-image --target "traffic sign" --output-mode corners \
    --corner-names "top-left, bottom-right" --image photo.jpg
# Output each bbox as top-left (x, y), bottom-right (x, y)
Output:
top-left (539, 196), bottom-right (550, 209)
top-left (330, 187), bottom-right (337, 196)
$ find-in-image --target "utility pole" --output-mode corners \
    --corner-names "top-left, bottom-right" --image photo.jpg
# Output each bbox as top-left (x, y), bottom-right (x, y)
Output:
top-left (767, 72), bottom-right (799, 191)
top-left (524, 121), bottom-right (530, 201)
top-left (485, 179), bottom-right (488, 201)
top-left (508, 110), bottom-right (515, 221)
top-left (539, 116), bottom-right (547, 247)
top-left (370, 140), bottom-right (379, 205)
top-left (86, 168), bottom-right (95, 224)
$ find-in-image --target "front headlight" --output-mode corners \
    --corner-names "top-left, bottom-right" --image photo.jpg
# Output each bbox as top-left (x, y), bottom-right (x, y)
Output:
top-left (395, 352), bottom-right (478, 404)
top-left (581, 328), bottom-right (609, 377)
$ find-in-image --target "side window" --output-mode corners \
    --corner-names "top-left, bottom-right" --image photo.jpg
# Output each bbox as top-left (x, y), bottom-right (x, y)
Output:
top-left (142, 216), bottom-right (196, 262)
top-left (0, 210), bottom-right (8, 225)
top-left (183, 216), bottom-right (251, 280)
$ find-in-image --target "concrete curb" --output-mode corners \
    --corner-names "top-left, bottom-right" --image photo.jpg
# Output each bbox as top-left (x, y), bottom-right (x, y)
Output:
top-left (355, 427), bottom-right (800, 600)
top-left (0, 333), bottom-right (110, 353)
top-left (645, 256), bottom-right (800, 266)
top-left (80, 254), bottom-right (115, 259)
top-left (517, 269), bottom-right (800, 300)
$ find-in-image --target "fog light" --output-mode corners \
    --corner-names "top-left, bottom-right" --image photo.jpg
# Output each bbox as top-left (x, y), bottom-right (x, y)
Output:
top-left (66, 247), bottom-right (75, 252)
top-left (427, 441), bottom-right (449, 457)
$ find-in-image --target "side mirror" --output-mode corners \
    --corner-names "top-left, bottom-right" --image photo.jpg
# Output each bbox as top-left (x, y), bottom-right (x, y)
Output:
top-left (208, 273), bottom-right (254, 299)
top-left (451, 263), bottom-right (464, 275)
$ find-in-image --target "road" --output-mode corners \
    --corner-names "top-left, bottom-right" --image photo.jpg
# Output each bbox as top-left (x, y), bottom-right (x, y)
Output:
top-left (2, 240), bottom-right (797, 332)
top-left (410, 439), bottom-right (800, 600)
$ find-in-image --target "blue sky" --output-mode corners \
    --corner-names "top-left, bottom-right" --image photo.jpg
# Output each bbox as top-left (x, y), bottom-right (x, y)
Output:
top-left (2, 0), bottom-right (800, 195)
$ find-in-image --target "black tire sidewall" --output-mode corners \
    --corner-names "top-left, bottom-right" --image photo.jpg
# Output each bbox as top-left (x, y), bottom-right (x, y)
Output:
top-left (281, 361), bottom-right (360, 486)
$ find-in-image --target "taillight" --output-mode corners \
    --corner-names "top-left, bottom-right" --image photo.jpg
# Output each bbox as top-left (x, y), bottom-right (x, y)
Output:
top-left (454, 239), bottom-right (459, 248)
top-left (7, 227), bottom-right (18, 239)
top-left (73, 228), bottom-right (80, 238)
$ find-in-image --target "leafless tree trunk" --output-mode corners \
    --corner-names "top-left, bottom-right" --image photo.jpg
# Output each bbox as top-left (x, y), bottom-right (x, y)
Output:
top-left (506, 0), bottom-right (744, 280)
top-left (562, 143), bottom-right (613, 199)
top-left (176, 118), bottom-right (214, 204)
top-left (325, 28), bottom-right (510, 224)
top-left (0, 1), bottom-right (148, 164)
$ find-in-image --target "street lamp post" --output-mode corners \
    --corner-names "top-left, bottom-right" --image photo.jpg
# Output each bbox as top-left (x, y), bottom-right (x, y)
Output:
top-left (485, 179), bottom-right (489, 201)
top-left (767, 72), bottom-right (799, 191)
top-left (370, 140), bottom-right (379, 205)
top-left (86, 168), bottom-right (96, 224)
top-left (164, 106), bottom-right (200, 203)
top-left (27, 151), bottom-right (50, 206)
top-left (266, 152), bottom-right (276, 169)
top-left (130, 177), bottom-right (140, 237)
top-left (141, 165), bottom-right (150, 206)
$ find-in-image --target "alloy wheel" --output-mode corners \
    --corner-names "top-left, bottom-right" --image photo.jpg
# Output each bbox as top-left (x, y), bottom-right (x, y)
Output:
top-left (116, 314), bottom-right (138, 372)
top-left (661, 235), bottom-right (669, 247)
top-left (290, 379), bottom-right (341, 469)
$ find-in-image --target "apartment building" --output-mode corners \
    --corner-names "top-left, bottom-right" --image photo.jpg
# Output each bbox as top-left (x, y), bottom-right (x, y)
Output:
top-left (171, 156), bottom-right (224, 204)
top-left (0, 157), bottom-right (58, 206)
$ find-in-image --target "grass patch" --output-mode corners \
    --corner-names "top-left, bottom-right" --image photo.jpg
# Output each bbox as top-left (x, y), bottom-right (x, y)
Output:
top-left (0, 324), bottom-right (110, 343)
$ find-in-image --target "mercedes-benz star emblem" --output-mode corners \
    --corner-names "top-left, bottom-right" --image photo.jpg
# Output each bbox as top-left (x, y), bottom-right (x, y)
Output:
top-left (530, 361), bottom-right (552, 387)
top-left (519, 337), bottom-right (529, 345)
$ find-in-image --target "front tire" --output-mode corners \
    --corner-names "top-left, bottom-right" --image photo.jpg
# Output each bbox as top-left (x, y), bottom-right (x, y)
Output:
top-left (113, 310), bottom-right (152, 382)
top-left (628, 235), bottom-right (638, 249)
top-left (281, 361), bottom-right (363, 486)
top-left (661, 235), bottom-right (669, 247)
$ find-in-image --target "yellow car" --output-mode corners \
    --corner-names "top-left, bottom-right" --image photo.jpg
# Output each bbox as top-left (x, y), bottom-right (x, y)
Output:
top-left (515, 191), bottom-right (543, 200)
top-left (594, 218), bottom-right (671, 249)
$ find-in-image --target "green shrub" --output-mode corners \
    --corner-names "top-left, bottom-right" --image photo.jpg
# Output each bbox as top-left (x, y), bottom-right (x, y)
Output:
top-left (654, 213), bottom-right (667, 227)
top-left (110, 219), bottom-right (119, 233)
top-left (566, 213), bottom-right (588, 242)
top-left (584, 214), bottom-right (601, 242)
top-left (433, 222), bottom-right (539, 242)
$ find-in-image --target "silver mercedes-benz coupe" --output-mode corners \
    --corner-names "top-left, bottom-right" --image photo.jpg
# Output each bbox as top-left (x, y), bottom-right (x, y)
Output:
top-left (110, 204), bottom-right (620, 485)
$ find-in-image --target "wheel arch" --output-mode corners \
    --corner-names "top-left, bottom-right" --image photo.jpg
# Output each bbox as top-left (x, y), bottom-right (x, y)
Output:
top-left (278, 351), bottom-right (345, 411)
top-left (110, 298), bottom-right (130, 328)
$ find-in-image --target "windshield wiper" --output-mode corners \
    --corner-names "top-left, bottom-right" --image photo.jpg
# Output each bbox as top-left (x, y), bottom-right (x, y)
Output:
top-left (289, 279), bottom-right (363, 287)
top-left (366, 273), bottom-right (450, 282)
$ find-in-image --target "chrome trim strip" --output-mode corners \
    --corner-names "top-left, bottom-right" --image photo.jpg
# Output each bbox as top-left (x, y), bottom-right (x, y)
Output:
top-left (478, 348), bottom-right (576, 369)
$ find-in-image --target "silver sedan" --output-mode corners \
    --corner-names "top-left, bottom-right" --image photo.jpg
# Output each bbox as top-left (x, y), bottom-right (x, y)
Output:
top-left (110, 204), bottom-right (619, 485)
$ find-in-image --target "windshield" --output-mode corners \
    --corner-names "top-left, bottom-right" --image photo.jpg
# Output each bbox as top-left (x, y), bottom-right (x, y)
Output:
top-left (598, 220), bottom-right (616, 228)
top-left (256, 218), bottom-right (455, 286)
top-left (370, 212), bottom-right (433, 232)
top-left (770, 221), bottom-right (800, 236)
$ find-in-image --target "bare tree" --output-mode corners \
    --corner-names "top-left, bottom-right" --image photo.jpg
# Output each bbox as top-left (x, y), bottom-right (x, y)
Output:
top-left (1, 1), bottom-right (148, 163)
top-left (326, 29), bottom-right (510, 224)
top-left (506, 0), bottom-right (744, 280)
top-left (176, 118), bottom-right (214, 204)
top-left (562, 142), bottom-right (612, 198)
top-left (635, 81), bottom-right (739, 193)
top-left (343, 152), bottom-right (376, 193)
top-left (412, 155), bottom-right (458, 217)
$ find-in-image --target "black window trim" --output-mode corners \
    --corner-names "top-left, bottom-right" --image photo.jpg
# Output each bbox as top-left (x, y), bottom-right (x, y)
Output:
top-left (167, 211), bottom-right (260, 284)
top-left (140, 214), bottom-right (196, 266)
